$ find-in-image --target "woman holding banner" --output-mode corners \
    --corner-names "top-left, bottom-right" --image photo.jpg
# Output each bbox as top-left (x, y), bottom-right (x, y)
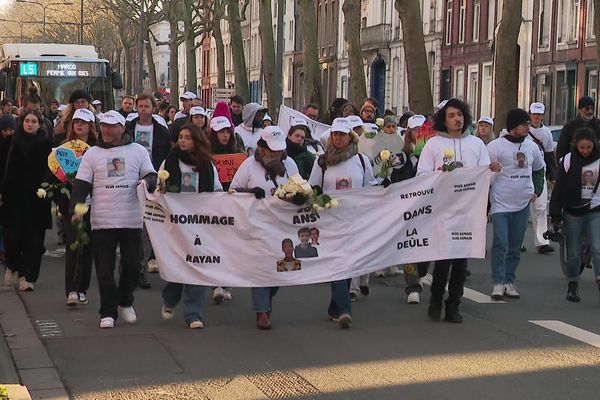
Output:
top-left (308, 117), bottom-right (378, 328)
top-left (0, 109), bottom-right (52, 291)
top-left (158, 123), bottom-right (222, 329)
top-left (230, 126), bottom-right (299, 330)
top-left (56, 108), bottom-right (97, 306)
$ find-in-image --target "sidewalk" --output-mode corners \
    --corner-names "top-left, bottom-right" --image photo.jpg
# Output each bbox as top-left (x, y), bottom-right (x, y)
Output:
top-left (0, 285), bottom-right (67, 400)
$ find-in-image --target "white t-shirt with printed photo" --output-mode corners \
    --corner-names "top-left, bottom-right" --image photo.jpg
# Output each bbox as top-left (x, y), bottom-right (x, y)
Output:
top-left (158, 160), bottom-right (223, 193)
top-left (308, 153), bottom-right (378, 192)
top-left (134, 123), bottom-right (154, 157)
top-left (230, 156), bottom-right (299, 195)
top-left (528, 125), bottom-right (554, 154)
top-left (76, 143), bottom-right (156, 230)
top-left (563, 153), bottom-right (600, 208)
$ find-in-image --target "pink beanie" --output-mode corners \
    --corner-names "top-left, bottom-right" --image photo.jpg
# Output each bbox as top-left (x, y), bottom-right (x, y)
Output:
top-left (212, 101), bottom-right (234, 129)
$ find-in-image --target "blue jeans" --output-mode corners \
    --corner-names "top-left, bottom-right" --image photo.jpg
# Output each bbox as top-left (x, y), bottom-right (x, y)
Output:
top-left (251, 287), bottom-right (279, 312)
top-left (491, 206), bottom-right (530, 284)
top-left (328, 279), bottom-right (351, 318)
top-left (162, 282), bottom-right (206, 322)
top-left (564, 211), bottom-right (600, 282)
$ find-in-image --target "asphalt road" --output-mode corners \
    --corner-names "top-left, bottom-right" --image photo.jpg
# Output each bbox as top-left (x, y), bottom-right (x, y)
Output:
top-left (8, 225), bottom-right (600, 399)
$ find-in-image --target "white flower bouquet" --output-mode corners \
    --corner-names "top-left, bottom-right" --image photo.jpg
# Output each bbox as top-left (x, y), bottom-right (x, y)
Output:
top-left (275, 174), bottom-right (339, 211)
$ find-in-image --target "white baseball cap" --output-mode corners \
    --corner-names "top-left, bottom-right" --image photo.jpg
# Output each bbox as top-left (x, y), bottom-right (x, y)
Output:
top-left (290, 116), bottom-right (309, 127)
top-left (91, 99), bottom-right (102, 105)
top-left (407, 115), bottom-right (426, 129)
top-left (436, 100), bottom-right (449, 111)
top-left (125, 112), bottom-right (138, 123)
top-left (331, 117), bottom-right (352, 134)
top-left (99, 110), bottom-right (125, 126)
top-left (57, 104), bottom-right (67, 112)
top-left (190, 106), bottom-right (207, 117)
top-left (261, 126), bottom-right (287, 151)
top-left (210, 116), bottom-right (232, 132)
top-left (346, 115), bottom-right (364, 129)
top-left (529, 102), bottom-right (545, 114)
top-left (72, 108), bottom-right (95, 123)
top-left (478, 116), bottom-right (494, 125)
top-left (180, 91), bottom-right (197, 100)
top-left (263, 113), bottom-right (272, 122)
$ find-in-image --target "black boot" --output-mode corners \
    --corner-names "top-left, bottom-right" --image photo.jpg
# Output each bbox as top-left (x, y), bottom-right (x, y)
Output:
top-left (567, 281), bottom-right (580, 302)
top-left (428, 298), bottom-right (443, 321)
top-left (138, 271), bottom-right (151, 289)
top-left (444, 301), bottom-right (463, 323)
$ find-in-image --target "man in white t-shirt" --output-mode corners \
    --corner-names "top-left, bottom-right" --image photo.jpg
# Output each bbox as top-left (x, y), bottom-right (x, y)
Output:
top-left (526, 102), bottom-right (556, 254)
top-left (70, 110), bottom-right (156, 329)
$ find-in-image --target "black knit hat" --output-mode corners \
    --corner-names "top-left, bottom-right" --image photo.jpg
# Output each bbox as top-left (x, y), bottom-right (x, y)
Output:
top-left (0, 115), bottom-right (15, 131)
top-left (506, 108), bottom-right (530, 132)
top-left (69, 89), bottom-right (92, 104)
top-left (578, 96), bottom-right (595, 109)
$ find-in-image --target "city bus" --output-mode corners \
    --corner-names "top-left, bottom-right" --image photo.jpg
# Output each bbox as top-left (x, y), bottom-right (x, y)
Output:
top-left (0, 43), bottom-right (122, 110)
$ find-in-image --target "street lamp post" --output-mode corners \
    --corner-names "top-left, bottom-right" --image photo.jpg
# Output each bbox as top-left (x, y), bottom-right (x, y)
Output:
top-left (15, 0), bottom-right (73, 42)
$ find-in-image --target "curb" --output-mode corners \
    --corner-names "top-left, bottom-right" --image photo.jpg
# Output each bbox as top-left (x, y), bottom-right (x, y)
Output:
top-left (4, 384), bottom-right (31, 400)
top-left (0, 286), bottom-right (68, 400)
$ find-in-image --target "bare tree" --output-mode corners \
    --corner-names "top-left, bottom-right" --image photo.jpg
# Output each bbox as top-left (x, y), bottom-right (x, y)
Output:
top-left (258, 0), bottom-right (280, 114)
top-left (395, 0), bottom-right (433, 114)
top-left (224, 0), bottom-right (250, 102)
top-left (494, 0), bottom-right (523, 133)
top-left (297, 0), bottom-right (324, 116)
top-left (342, 0), bottom-right (367, 107)
top-left (594, 0), bottom-right (600, 98)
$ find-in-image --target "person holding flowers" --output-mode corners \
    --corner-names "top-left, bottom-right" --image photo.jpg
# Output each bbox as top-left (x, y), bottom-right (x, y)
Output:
top-left (230, 125), bottom-right (299, 330)
top-left (0, 109), bottom-right (52, 291)
top-left (308, 117), bottom-right (377, 327)
top-left (157, 123), bottom-right (222, 329)
top-left (417, 98), bottom-right (501, 323)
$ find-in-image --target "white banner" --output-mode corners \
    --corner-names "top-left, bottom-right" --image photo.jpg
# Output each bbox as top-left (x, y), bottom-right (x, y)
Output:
top-left (138, 167), bottom-right (492, 287)
top-left (278, 105), bottom-right (331, 141)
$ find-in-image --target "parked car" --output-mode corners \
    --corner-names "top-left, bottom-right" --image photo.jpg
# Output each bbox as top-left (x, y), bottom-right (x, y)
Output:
top-left (547, 125), bottom-right (563, 151)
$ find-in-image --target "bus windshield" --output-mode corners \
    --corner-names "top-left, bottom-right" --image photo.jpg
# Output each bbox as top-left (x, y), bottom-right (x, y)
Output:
top-left (15, 76), bottom-right (114, 110)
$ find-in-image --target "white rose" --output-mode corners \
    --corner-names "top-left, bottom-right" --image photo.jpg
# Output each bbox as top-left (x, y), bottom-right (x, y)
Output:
top-left (36, 188), bottom-right (47, 199)
top-left (330, 198), bottom-right (339, 208)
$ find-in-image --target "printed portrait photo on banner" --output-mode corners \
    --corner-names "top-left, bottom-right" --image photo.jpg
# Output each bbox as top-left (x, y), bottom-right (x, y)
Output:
top-left (277, 238), bottom-right (302, 272)
top-left (135, 130), bottom-right (152, 150)
top-left (107, 157), bottom-right (125, 177)
top-left (181, 172), bottom-right (197, 192)
top-left (336, 177), bottom-right (351, 190)
top-left (310, 227), bottom-right (320, 246)
top-left (515, 152), bottom-right (528, 169)
top-left (294, 227), bottom-right (319, 258)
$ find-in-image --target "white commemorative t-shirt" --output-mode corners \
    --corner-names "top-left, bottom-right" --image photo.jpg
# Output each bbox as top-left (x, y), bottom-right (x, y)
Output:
top-left (158, 160), bottom-right (223, 192)
top-left (416, 134), bottom-right (490, 175)
top-left (234, 125), bottom-right (262, 155)
top-left (308, 153), bottom-right (378, 192)
top-left (487, 136), bottom-right (545, 214)
top-left (134, 122), bottom-right (154, 157)
top-left (76, 142), bottom-right (156, 230)
top-left (230, 156), bottom-right (299, 195)
top-left (563, 153), bottom-right (600, 208)
top-left (528, 125), bottom-right (554, 154)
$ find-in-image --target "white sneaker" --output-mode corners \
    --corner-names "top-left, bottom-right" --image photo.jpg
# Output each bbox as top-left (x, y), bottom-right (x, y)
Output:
top-left (161, 305), bottom-right (175, 320)
top-left (407, 292), bottom-right (421, 304)
top-left (504, 283), bottom-right (520, 298)
top-left (491, 284), bottom-right (504, 300)
top-left (146, 259), bottom-right (159, 273)
top-left (67, 291), bottom-right (79, 306)
top-left (420, 273), bottom-right (433, 286)
top-left (99, 317), bottom-right (115, 329)
top-left (388, 266), bottom-right (401, 276)
top-left (119, 306), bottom-right (137, 323)
top-left (18, 277), bottom-right (33, 292)
top-left (188, 320), bottom-right (204, 329)
top-left (78, 292), bottom-right (88, 305)
top-left (223, 289), bottom-right (232, 300)
top-left (213, 287), bottom-right (226, 304)
top-left (3, 268), bottom-right (14, 286)
top-left (375, 270), bottom-right (386, 277)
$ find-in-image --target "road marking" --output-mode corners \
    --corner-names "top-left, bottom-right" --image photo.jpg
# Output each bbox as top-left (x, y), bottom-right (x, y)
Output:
top-left (462, 287), bottom-right (506, 304)
top-left (530, 320), bottom-right (600, 348)
top-left (35, 319), bottom-right (63, 338)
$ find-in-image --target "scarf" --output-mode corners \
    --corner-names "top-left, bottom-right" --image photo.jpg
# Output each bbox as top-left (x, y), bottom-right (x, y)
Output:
top-left (163, 148), bottom-right (215, 193)
top-left (255, 147), bottom-right (286, 182)
top-left (323, 141), bottom-right (358, 167)
top-left (503, 134), bottom-right (526, 143)
top-left (285, 138), bottom-right (306, 158)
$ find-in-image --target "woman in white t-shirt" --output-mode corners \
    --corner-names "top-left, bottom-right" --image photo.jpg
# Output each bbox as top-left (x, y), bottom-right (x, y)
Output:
top-left (308, 118), bottom-right (378, 328)
top-left (230, 126), bottom-right (299, 330)
top-left (549, 127), bottom-right (600, 303)
top-left (158, 124), bottom-right (222, 329)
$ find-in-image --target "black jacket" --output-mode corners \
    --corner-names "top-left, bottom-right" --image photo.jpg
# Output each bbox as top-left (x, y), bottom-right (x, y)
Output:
top-left (126, 117), bottom-right (172, 171)
top-left (556, 116), bottom-right (600, 161)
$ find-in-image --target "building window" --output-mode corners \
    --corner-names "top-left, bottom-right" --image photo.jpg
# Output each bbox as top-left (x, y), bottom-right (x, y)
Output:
top-left (472, 0), bottom-right (480, 42)
top-left (586, 0), bottom-right (596, 39)
top-left (587, 69), bottom-right (598, 108)
top-left (467, 66), bottom-right (478, 115)
top-left (569, 0), bottom-right (580, 42)
top-left (430, 0), bottom-right (437, 33)
top-left (538, 0), bottom-right (551, 47)
top-left (445, 0), bottom-right (453, 45)
top-left (454, 67), bottom-right (465, 100)
top-left (487, 0), bottom-right (494, 40)
top-left (393, 57), bottom-right (400, 111)
top-left (428, 51), bottom-right (436, 93)
top-left (480, 63), bottom-right (493, 117)
top-left (458, 0), bottom-right (466, 43)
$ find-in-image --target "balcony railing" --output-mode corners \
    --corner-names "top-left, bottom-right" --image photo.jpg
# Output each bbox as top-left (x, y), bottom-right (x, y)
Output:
top-left (361, 23), bottom-right (392, 50)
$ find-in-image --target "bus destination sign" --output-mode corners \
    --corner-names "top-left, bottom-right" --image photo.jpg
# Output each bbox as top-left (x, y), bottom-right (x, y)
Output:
top-left (18, 62), bottom-right (106, 78)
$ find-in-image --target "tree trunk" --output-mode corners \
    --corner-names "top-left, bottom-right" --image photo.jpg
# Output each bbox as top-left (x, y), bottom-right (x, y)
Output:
top-left (123, 47), bottom-right (133, 94)
top-left (395, 0), bottom-right (433, 115)
top-left (275, 0), bottom-right (285, 109)
top-left (594, 0), bottom-right (600, 98)
top-left (259, 0), bottom-right (280, 115)
top-left (168, 16), bottom-right (180, 103)
top-left (225, 0), bottom-right (250, 103)
top-left (145, 29), bottom-right (159, 92)
top-left (213, 16), bottom-right (226, 88)
top-left (342, 0), bottom-right (367, 107)
top-left (183, 0), bottom-right (198, 93)
top-left (494, 0), bottom-right (522, 134)
top-left (298, 0), bottom-right (324, 117)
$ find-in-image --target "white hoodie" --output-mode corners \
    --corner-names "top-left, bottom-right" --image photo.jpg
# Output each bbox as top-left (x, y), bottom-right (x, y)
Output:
top-left (416, 131), bottom-right (490, 175)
